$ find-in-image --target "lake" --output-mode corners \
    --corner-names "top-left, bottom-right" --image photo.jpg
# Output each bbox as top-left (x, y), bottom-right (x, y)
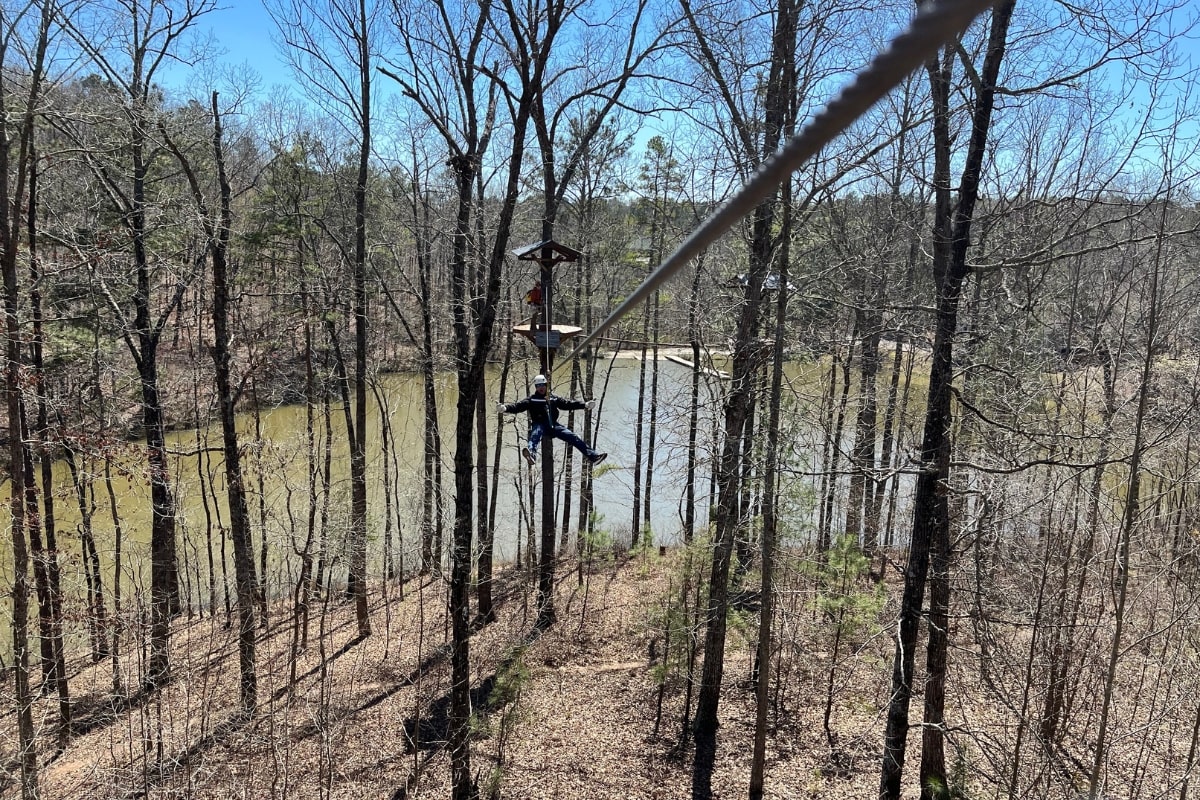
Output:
top-left (0, 354), bottom-right (726, 653)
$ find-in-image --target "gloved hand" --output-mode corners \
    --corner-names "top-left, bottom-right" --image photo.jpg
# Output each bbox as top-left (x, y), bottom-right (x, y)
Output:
top-left (585, 399), bottom-right (596, 411)
top-left (496, 402), bottom-right (507, 415)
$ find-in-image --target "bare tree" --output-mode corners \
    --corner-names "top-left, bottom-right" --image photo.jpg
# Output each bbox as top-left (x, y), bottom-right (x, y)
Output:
top-left (879, 5), bottom-right (1015, 796)
top-left (631, 136), bottom-right (682, 549)
top-left (874, 0), bottom-right (1197, 793)
top-left (521, 0), bottom-right (668, 626)
top-left (165, 92), bottom-right (260, 713)
top-left (749, 172), bottom-right (792, 800)
top-left (677, 0), bottom-right (800, 792)
top-left (56, 0), bottom-right (218, 689)
top-left (382, 0), bottom-right (518, 791)
top-left (2, 0), bottom-right (54, 792)
top-left (268, 0), bottom-right (382, 638)
top-left (26, 109), bottom-right (71, 752)
top-left (387, 135), bottom-right (446, 576)
top-left (558, 113), bottom-right (635, 545)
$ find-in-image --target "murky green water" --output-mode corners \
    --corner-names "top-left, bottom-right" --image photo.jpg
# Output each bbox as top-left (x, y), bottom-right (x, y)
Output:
top-left (0, 356), bottom-right (725, 655)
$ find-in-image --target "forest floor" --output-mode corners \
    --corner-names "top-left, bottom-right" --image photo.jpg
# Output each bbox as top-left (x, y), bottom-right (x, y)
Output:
top-left (7, 548), bottom-right (919, 799)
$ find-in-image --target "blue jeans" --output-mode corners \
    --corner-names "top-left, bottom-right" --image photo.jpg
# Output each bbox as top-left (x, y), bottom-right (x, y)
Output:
top-left (529, 422), bottom-right (595, 459)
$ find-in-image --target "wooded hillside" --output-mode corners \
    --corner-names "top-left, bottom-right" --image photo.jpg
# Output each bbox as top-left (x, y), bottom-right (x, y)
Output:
top-left (3, 0), bottom-right (1200, 798)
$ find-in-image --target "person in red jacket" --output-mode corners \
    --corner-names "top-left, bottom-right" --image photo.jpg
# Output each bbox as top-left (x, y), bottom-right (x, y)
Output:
top-left (497, 374), bottom-right (607, 467)
top-left (523, 280), bottom-right (543, 326)
top-left (524, 279), bottom-right (542, 307)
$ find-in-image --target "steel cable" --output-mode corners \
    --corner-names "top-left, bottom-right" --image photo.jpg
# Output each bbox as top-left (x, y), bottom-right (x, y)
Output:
top-left (560, 0), bottom-right (1000, 365)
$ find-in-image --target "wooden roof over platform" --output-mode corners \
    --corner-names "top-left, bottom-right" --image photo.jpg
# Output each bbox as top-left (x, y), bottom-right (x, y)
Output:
top-left (511, 240), bottom-right (583, 266)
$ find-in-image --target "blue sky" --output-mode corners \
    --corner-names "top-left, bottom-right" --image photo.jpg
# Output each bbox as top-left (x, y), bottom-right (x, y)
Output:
top-left (163, 0), bottom-right (1200, 186)
top-left (186, 1), bottom-right (296, 93)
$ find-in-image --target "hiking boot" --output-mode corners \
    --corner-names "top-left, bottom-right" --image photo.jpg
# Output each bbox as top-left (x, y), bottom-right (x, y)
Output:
top-left (590, 452), bottom-right (607, 466)
top-left (523, 449), bottom-right (537, 466)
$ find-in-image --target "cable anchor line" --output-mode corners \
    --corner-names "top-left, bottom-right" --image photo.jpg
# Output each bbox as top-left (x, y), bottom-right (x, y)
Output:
top-left (558, 0), bottom-right (1001, 367)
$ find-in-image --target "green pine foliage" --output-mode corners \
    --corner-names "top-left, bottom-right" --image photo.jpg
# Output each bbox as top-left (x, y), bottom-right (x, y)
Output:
top-left (810, 534), bottom-right (885, 647)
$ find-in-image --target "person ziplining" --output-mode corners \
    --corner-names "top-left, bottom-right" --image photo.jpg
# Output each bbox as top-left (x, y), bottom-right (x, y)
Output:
top-left (497, 374), bottom-right (607, 467)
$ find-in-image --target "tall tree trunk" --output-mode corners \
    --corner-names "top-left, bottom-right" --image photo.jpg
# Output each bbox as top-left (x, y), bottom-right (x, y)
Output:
top-left (846, 309), bottom-right (881, 548)
top-left (20, 416), bottom-right (53, 681)
top-left (315, 326), bottom-right (341, 598)
top-left (103, 454), bottom-right (126, 696)
top-left (819, 341), bottom-right (854, 552)
top-left (733, 359), bottom-right (760, 576)
top-left (409, 182), bottom-right (443, 575)
top-left (0, 6), bottom-right (49, 787)
top-left (880, 5), bottom-right (1014, 796)
top-left (920, 7), bottom-right (1013, 795)
top-left (348, 0), bottom-right (373, 638)
top-left (3, 136), bottom-right (38, 800)
top-left (577, 249), bottom-right (600, 539)
top-left (141, 335), bottom-right (178, 689)
top-left (5, 245), bottom-right (37, 800)
top-left (64, 444), bottom-right (108, 661)
top-left (482, 306), bottom-right (516, 623)
top-left (684, 256), bottom-right (703, 543)
top-left (475, 370), bottom-right (491, 597)
top-left (687, 0), bottom-right (796, 789)
top-left (750, 181), bottom-right (791, 800)
top-left (27, 148), bottom-right (70, 745)
top-left (205, 93), bottom-right (259, 713)
top-left (446, 127), bottom-right (489, 800)
top-left (535, 248), bottom-right (558, 628)
top-left (644, 291), bottom-right (661, 546)
top-left (375, 383), bottom-right (396, 583)
top-left (815, 354), bottom-right (838, 552)
top-left (194, 394), bottom-right (220, 619)
top-left (296, 285), bottom-right (319, 654)
top-left (632, 299), bottom-right (649, 545)
top-left (868, 338), bottom-right (905, 557)
top-left (252, 379), bottom-right (270, 627)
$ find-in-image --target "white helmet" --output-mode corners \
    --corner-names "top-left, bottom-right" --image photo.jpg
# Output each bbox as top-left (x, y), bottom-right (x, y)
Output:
top-left (533, 374), bottom-right (547, 386)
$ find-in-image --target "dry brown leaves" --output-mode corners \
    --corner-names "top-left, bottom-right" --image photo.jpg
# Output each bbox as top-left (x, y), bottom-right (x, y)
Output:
top-left (5, 552), bottom-right (908, 799)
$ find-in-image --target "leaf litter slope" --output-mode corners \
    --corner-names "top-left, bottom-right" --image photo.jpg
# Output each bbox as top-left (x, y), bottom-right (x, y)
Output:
top-left (21, 551), bottom-right (912, 799)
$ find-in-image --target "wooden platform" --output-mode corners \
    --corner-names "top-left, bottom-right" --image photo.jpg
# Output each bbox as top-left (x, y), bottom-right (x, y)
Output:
top-left (512, 324), bottom-right (583, 348)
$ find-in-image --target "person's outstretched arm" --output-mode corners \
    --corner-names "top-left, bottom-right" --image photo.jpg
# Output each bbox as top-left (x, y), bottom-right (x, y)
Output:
top-left (557, 396), bottom-right (594, 412)
top-left (500, 397), bottom-right (532, 414)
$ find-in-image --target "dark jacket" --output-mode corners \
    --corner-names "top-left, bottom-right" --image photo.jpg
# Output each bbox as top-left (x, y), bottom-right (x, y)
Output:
top-left (503, 392), bottom-right (585, 427)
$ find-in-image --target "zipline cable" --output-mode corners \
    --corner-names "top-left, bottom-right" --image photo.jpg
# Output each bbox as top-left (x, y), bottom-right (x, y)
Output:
top-left (557, 0), bottom-right (1000, 368)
